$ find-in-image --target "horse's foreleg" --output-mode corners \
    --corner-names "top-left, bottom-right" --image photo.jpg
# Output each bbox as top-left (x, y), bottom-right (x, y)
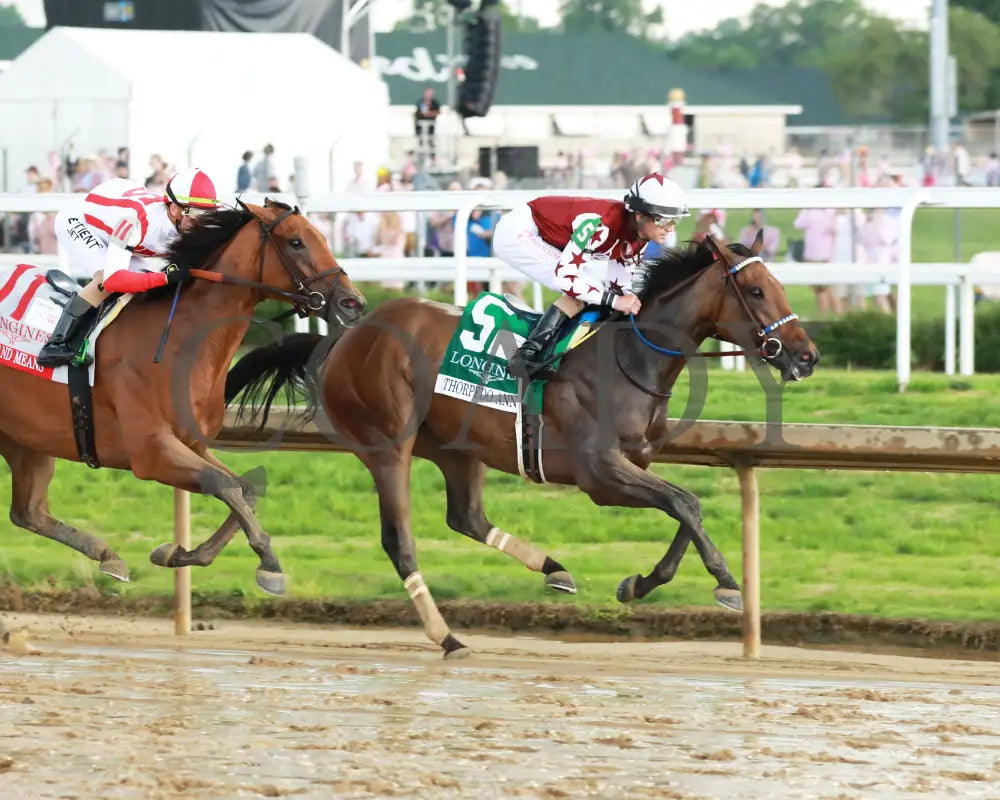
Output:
top-left (1, 435), bottom-right (129, 581)
top-left (578, 454), bottom-right (742, 612)
top-left (362, 445), bottom-right (469, 659)
top-left (131, 434), bottom-right (284, 595)
top-left (432, 450), bottom-right (576, 594)
top-left (150, 456), bottom-right (261, 569)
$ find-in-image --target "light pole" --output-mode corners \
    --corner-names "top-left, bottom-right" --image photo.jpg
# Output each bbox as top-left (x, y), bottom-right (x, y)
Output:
top-left (929, 0), bottom-right (951, 153)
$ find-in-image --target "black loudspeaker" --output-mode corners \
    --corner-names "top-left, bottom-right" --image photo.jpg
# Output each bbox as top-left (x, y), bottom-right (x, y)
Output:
top-left (478, 146), bottom-right (540, 179)
top-left (458, 9), bottom-right (501, 118)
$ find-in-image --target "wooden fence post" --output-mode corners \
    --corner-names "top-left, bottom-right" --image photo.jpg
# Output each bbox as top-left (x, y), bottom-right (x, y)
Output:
top-left (174, 489), bottom-right (191, 636)
top-left (736, 465), bottom-right (761, 658)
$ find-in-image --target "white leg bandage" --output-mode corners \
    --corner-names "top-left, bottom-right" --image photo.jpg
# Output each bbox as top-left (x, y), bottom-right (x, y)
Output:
top-left (485, 527), bottom-right (547, 572)
top-left (403, 572), bottom-right (450, 645)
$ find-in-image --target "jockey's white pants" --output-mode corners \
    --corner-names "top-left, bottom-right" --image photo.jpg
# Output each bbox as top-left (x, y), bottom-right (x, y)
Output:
top-left (493, 204), bottom-right (571, 294)
top-left (54, 208), bottom-right (145, 279)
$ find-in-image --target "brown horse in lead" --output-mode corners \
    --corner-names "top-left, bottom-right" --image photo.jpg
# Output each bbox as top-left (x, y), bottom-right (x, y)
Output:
top-left (226, 235), bottom-right (818, 657)
top-left (0, 200), bottom-right (364, 593)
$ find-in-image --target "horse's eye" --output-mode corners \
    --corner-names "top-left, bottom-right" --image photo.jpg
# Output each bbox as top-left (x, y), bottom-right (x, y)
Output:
top-left (289, 238), bottom-right (305, 250)
top-left (750, 287), bottom-right (764, 300)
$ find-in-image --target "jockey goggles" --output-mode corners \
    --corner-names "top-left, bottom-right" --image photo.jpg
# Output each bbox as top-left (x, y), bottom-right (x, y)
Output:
top-left (648, 213), bottom-right (680, 228)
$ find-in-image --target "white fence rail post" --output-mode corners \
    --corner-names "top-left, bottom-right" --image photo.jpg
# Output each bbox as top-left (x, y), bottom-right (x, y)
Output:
top-left (959, 275), bottom-right (976, 376)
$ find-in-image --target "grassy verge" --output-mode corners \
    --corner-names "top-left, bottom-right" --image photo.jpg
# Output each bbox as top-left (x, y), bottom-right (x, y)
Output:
top-left (3, 368), bottom-right (1000, 625)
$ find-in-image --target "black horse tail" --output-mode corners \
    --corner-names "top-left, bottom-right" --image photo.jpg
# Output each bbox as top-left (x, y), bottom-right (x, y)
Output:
top-left (225, 332), bottom-right (331, 430)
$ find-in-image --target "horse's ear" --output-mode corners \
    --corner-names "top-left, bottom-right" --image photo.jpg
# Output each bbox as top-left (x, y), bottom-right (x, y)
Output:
top-left (751, 227), bottom-right (764, 257)
top-left (235, 196), bottom-right (252, 213)
top-left (703, 235), bottom-right (723, 261)
top-left (263, 197), bottom-right (272, 208)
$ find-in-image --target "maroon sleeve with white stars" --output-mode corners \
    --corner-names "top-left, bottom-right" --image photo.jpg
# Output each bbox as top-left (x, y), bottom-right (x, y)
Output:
top-left (553, 216), bottom-right (633, 307)
top-left (527, 197), bottom-right (643, 307)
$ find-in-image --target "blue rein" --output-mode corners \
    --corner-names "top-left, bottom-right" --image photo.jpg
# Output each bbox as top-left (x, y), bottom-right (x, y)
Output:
top-left (628, 313), bottom-right (687, 357)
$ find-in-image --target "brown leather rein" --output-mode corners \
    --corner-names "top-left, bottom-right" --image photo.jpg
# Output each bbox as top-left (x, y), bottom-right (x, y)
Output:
top-left (187, 202), bottom-right (346, 316)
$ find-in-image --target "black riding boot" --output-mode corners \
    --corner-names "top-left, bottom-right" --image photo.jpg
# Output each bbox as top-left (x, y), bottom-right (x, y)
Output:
top-left (36, 295), bottom-right (97, 368)
top-left (507, 305), bottom-right (570, 381)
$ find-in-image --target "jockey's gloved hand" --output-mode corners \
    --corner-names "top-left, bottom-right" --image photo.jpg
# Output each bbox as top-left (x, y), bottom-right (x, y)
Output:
top-left (611, 292), bottom-right (642, 315)
top-left (162, 264), bottom-right (187, 285)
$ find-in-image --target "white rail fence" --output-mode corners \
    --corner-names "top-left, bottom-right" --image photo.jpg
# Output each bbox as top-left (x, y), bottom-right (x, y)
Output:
top-left (2, 188), bottom-right (1000, 388)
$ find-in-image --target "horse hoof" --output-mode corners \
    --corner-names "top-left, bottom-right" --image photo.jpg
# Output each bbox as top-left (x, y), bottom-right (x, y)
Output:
top-left (544, 570), bottom-right (577, 594)
top-left (256, 569), bottom-right (286, 596)
top-left (149, 543), bottom-right (179, 568)
top-left (444, 645), bottom-right (472, 660)
top-left (617, 574), bottom-right (640, 603)
top-left (713, 586), bottom-right (743, 613)
top-left (99, 559), bottom-right (130, 582)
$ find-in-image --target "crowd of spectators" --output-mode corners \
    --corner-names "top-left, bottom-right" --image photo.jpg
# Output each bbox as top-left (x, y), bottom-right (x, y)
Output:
top-left (5, 137), bottom-right (998, 319)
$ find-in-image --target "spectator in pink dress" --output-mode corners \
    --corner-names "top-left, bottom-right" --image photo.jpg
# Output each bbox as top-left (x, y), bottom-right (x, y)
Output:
top-left (794, 203), bottom-right (842, 316)
top-left (739, 210), bottom-right (780, 259)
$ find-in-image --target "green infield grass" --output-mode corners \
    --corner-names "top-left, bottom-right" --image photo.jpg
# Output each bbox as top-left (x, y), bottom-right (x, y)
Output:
top-left (2, 368), bottom-right (999, 623)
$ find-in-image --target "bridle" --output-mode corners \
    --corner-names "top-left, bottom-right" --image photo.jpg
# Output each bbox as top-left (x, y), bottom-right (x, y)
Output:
top-left (617, 250), bottom-right (799, 398)
top-left (188, 201), bottom-right (351, 319)
top-left (721, 254), bottom-right (799, 359)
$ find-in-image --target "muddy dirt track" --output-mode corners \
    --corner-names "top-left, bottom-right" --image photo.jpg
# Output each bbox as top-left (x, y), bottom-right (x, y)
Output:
top-left (3, 613), bottom-right (1000, 799)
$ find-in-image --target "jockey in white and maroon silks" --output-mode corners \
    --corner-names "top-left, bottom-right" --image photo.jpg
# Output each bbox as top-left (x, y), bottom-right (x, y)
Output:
top-left (37, 167), bottom-right (222, 367)
top-left (493, 172), bottom-right (690, 380)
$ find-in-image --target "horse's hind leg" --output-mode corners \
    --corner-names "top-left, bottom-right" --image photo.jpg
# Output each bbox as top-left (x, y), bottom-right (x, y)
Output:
top-left (362, 442), bottom-right (469, 659)
top-left (0, 433), bottom-right (129, 581)
top-left (578, 453), bottom-right (742, 612)
top-left (429, 447), bottom-right (577, 594)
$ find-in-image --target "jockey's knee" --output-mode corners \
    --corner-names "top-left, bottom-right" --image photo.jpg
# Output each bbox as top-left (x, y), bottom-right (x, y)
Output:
top-left (554, 295), bottom-right (585, 316)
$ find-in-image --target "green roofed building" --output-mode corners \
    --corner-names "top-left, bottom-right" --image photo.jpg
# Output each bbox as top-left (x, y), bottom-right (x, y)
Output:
top-left (0, 26), bottom-right (44, 70)
top-left (374, 31), bottom-right (853, 169)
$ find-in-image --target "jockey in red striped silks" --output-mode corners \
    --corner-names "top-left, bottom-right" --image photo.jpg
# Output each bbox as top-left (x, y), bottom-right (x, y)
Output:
top-left (37, 168), bottom-right (222, 367)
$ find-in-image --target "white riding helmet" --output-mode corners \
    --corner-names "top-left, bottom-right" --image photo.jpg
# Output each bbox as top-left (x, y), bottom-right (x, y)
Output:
top-left (624, 173), bottom-right (690, 219)
top-left (164, 167), bottom-right (222, 211)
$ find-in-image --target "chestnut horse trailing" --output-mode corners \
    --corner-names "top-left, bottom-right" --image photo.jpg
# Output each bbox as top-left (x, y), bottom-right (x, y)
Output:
top-left (227, 235), bottom-right (819, 658)
top-left (0, 200), bottom-right (364, 590)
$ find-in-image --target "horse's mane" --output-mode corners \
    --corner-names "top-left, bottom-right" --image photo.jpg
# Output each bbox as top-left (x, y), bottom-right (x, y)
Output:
top-left (164, 206), bottom-right (256, 270)
top-left (636, 241), bottom-right (752, 303)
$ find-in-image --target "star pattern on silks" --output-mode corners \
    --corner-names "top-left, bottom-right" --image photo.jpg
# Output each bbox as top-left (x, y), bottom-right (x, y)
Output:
top-left (586, 284), bottom-right (600, 295)
top-left (609, 279), bottom-right (624, 294)
top-left (556, 249), bottom-right (588, 277)
top-left (590, 229), bottom-right (604, 244)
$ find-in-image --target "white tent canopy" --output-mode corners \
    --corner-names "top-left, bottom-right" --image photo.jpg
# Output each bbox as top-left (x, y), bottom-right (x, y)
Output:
top-left (0, 27), bottom-right (389, 195)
